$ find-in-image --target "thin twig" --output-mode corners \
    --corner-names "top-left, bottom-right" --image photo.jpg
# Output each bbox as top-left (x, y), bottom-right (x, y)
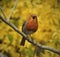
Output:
top-left (0, 7), bottom-right (60, 55)
top-left (0, 7), bottom-right (7, 19)
top-left (7, 0), bottom-right (19, 21)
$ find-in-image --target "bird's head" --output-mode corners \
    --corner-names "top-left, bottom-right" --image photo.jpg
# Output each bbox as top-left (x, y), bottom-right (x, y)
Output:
top-left (31, 14), bottom-right (37, 20)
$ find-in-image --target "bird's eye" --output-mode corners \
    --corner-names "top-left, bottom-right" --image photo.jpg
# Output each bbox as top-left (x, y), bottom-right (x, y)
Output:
top-left (32, 16), bottom-right (36, 19)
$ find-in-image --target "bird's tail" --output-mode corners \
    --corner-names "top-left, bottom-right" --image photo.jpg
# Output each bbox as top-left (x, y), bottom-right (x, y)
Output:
top-left (20, 36), bottom-right (26, 46)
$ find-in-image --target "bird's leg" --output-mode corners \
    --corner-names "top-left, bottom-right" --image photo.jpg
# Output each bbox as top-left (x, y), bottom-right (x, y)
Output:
top-left (29, 34), bottom-right (34, 40)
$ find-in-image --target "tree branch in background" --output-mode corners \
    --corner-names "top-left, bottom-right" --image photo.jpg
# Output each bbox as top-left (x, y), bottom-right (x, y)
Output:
top-left (0, 7), bottom-right (60, 55)
top-left (7, 0), bottom-right (19, 21)
top-left (0, 7), bottom-right (7, 19)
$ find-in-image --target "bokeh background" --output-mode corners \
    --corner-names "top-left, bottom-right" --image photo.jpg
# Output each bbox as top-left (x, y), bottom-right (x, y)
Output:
top-left (0, 0), bottom-right (60, 57)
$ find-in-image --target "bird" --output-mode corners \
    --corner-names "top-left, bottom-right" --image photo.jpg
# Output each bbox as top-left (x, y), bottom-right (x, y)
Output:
top-left (20, 14), bottom-right (38, 46)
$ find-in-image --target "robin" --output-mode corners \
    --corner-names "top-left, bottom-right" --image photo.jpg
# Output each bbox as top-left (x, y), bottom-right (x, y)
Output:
top-left (20, 14), bottom-right (38, 46)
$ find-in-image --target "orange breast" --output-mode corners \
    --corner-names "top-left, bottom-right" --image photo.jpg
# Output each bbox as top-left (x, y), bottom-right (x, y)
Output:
top-left (26, 18), bottom-right (38, 32)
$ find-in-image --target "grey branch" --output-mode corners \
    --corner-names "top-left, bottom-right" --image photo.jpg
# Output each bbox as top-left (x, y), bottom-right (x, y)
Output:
top-left (0, 16), bottom-right (60, 55)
